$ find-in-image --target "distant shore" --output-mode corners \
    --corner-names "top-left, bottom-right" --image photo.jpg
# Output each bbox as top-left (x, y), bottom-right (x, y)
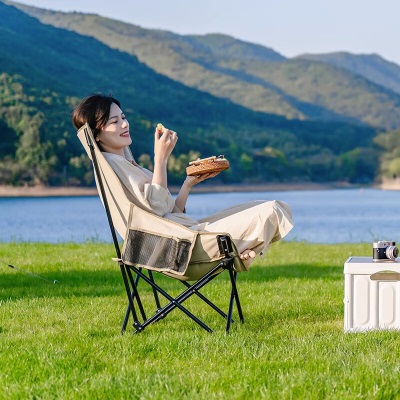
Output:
top-left (0, 180), bottom-right (394, 197)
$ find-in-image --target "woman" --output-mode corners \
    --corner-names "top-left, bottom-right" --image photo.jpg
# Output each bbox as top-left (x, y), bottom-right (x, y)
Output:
top-left (72, 94), bottom-right (294, 267)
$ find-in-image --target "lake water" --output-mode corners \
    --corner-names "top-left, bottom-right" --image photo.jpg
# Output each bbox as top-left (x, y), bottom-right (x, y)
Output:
top-left (0, 188), bottom-right (399, 244)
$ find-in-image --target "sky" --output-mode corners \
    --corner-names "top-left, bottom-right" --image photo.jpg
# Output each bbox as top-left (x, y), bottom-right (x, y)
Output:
top-left (10, 0), bottom-right (400, 66)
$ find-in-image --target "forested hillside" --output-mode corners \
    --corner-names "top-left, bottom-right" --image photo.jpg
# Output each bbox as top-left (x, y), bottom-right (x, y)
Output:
top-left (13, 1), bottom-right (400, 131)
top-left (0, 1), bottom-right (395, 187)
top-left (298, 52), bottom-right (400, 95)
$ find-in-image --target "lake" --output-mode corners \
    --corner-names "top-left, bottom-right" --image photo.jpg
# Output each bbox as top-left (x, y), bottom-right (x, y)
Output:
top-left (0, 188), bottom-right (399, 244)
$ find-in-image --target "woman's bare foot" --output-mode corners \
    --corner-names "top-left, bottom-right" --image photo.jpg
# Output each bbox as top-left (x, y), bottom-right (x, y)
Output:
top-left (239, 249), bottom-right (256, 267)
top-left (239, 249), bottom-right (256, 261)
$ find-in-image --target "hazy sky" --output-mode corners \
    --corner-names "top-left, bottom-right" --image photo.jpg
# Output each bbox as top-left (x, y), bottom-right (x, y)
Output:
top-left (12, 0), bottom-right (400, 65)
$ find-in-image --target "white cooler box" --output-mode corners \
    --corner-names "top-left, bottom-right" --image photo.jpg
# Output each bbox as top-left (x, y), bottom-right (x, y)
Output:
top-left (344, 256), bottom-right (400, 332)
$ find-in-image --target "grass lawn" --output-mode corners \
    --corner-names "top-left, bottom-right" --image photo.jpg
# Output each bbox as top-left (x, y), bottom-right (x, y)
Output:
top-left (1, 241), bottom-right (400, 399)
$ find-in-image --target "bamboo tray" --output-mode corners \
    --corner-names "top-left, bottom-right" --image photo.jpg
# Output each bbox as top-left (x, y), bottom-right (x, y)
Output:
top-left (186, 155), bottom-right (230, 176)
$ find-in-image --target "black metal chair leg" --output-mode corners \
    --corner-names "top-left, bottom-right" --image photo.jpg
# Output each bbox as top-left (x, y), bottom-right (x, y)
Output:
top-left (226, 267), bottom-right (243, 332)
top-left (148, 270), bottom-right (162, 310)
top-left (126, 266), bottom-right (147, 321)
top-left (181, 281), bottom-right (231, 320)
top-left (232, 271), bottom-right (244, 323)
top-left (123, 267), bottom-right (166, 329)
top-left (120, 264), bottom-right (139, 333)
top-left (122, 269), bottom-right (143, 331)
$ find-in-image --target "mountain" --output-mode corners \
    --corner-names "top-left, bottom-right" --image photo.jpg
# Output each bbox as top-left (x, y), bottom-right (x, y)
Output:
top-left (0, 1), bottom-right (384, 186)
top-left (297, 52), bottom-right (400, 95)
top-left (9, 1), bottom-right (400, 132)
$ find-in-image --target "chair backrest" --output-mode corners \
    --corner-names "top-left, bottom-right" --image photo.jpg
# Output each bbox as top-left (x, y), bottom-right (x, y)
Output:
top-left (77, 123), bottom-right (132, 240)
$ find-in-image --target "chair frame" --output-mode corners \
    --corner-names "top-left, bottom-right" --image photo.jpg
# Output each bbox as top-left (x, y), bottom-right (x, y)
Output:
top-left (84, 127), bottom-right (244, 333)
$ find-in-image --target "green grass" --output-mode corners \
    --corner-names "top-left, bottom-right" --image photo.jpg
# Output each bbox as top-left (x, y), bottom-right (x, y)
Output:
top-left (1, 241), bottom-right (400, 399)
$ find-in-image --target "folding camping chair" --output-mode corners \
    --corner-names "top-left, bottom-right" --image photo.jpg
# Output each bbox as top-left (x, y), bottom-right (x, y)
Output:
top-left (77, 123), bottom-right (247, 333)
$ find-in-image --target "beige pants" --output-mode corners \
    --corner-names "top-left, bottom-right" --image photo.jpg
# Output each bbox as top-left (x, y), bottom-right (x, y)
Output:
top-left (194, 200), bottom-right (294, 256)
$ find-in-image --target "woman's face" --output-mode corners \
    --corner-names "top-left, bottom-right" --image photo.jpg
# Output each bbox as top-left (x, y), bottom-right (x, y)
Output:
top-left (96, 102), bottom-right (132, 155)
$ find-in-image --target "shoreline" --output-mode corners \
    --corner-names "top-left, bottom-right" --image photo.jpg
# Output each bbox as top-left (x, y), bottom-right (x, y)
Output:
top-left (0, 181), bottom-right (392, 197)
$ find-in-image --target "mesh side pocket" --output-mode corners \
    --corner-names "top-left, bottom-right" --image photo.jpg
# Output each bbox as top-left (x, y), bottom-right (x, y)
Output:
top-left (122, 229), bottom-right (192, 274)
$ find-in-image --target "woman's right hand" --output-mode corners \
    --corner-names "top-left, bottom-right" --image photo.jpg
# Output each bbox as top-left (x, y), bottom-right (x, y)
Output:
top-left (154, 126), bottom-right (178, 164)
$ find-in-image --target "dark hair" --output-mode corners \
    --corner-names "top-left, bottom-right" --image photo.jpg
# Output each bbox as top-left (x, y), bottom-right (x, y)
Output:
top-left (72, 94), bottom-right (121, 137)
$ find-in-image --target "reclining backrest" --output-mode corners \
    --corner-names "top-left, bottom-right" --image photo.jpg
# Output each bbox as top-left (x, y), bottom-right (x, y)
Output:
top-left (77, 123), bottom-right (131, 239)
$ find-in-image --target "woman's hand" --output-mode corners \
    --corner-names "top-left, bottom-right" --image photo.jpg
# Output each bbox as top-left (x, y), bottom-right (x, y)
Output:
top-left (154, 126), bottom-right (178, 164)
top-left (184, 157), bottom-right (220, 188)
top-left (152, 125), bottom-right (177, 189)
top-left (184, 171), bottom-right (220, 189)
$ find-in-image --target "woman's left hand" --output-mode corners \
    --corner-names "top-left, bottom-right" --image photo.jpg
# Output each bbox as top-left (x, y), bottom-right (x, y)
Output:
top-left (184, 171), bottom-right (220, 188)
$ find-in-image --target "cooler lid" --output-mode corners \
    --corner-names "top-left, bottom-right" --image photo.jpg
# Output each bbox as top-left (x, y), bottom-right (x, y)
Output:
top-left (344, 256), bottom-right (400, 274)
